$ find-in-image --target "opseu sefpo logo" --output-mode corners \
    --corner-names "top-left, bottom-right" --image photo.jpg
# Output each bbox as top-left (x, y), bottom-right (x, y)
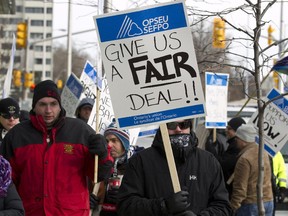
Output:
top-left (117, 15), bottom-right (169, 39)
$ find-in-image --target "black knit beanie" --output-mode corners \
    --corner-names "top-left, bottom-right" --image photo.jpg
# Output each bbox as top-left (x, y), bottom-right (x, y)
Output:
top-left (228, 117), bottom-right (246, 131)
top-left (0, 97), bottom-right (20, 116)
top-left (32, 80), bottom-right (61, 108)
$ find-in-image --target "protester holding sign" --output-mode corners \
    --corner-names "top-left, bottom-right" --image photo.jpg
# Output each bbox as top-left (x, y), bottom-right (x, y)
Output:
top-left (0, 80), bottom-right (109, 216)
top-left (117, 119), bottom-right (232, 216)
top-left (93, 119), bottom-right (131, 216)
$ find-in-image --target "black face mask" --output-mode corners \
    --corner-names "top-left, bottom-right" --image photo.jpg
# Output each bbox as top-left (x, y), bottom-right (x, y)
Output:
top-left (169, 134), bottom-right (191, 147)
top-left (169, 134), bottom-right (191, 163)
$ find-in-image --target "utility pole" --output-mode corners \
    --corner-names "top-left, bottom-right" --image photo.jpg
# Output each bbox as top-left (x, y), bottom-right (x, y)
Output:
top-left (67, 0), bottom-right (73, 79)
top-left (278, 0), bottom-right (284, 93)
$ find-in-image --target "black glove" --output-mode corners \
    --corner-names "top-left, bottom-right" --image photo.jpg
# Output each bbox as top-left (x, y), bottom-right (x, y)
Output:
top-left (278, 187), bottom-right (286, 203)
top-left (106, 187), bottom-right (119, 204)
top-left (175, 210), bottom-right (197, 216)
top-left (164, 191), bottom-right (190, 214)
top-left (88, 134), bottom-right (108, 159)
top-left (90, 193), bottom-right (100, 210)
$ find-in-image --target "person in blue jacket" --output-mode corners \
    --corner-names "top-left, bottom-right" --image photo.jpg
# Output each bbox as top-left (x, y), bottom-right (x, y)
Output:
top-left (117, 119), bottom-right (232, 216)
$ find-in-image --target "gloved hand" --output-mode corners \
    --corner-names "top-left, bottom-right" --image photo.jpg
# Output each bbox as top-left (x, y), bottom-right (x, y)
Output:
top-left (106, 187), bottom-right (119, 204)
top-left (164, 191), bottom-right (190, 214)
top-left (89, 134), bottom-right (108, 159)
top-left (90, 193), bottom-right (100, 210)
top-left (278, 187), bottom-right (286, 203)
top-left (98, 145), bottom-right (114, 182)
top-left (175, 210), bottom-right (197, 216)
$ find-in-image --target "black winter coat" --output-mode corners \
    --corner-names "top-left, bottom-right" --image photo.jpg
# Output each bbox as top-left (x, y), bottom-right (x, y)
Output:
top-left (0, 183), bottom-right (24, 216)
top-left (218, 137), bottom-right (240, 198)
top-left (117, 130), bottom-right (232, 216)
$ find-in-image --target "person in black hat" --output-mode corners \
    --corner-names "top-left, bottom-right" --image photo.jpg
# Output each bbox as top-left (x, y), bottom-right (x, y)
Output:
top-left (220, 116), bottom-right (246, 198)
top-left (0, 97), bottom-right (20, 147)
top-left (0, 80), bottom-right (110, 216)
top-left (117, 119), bottom-right (232, 216)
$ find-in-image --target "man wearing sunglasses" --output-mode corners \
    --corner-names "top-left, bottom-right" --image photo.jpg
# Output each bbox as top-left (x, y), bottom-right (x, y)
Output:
top-left (0, 97), bottom-right (20, 147)
top-left (117, 119), bottom-right (232, 216)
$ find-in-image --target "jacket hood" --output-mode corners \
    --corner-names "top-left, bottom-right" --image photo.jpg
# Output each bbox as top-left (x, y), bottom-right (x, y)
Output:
top-left (75, 98), bottom-right (95, 118)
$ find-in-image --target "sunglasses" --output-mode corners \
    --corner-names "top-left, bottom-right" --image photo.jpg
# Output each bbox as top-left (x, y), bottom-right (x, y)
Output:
top-left (166, 121), bottom-right (190, 130)
top-left (0, 113), bottom-right (20, 120)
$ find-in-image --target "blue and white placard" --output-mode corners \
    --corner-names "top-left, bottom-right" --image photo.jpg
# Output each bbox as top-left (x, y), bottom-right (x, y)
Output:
top-left (205, 72), bottom-right (229, 128)
top-left (249, 88), bottom-right (288, 157)
top-left (61, 73), bottom-right (83, 117)
top-left (93, 0), bottom-right (205, 129)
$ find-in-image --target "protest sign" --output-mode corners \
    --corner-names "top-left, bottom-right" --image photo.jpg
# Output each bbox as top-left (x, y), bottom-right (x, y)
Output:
top-left (249, 88), bottom-right (288, 157)
top-left (205, 72), bottom-right (229, 128)
top-left (2, 35), bottom-right (16, 98)
top-left (79, 60), bottom-right (102, 101)
top-left (88, 77), bottom-right (114, 133)
top-left (93, 0), bottom-right (205, 129)
top-left (61, 73), bottom-right (83, 117)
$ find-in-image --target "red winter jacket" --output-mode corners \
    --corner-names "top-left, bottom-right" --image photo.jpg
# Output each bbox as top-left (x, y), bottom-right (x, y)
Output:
top-left (0, 110), bottom-right (109, 216)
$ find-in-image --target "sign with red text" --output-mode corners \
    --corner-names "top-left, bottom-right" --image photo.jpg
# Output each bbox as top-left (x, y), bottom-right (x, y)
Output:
top-left (93, 0), bottom-right (205, 129)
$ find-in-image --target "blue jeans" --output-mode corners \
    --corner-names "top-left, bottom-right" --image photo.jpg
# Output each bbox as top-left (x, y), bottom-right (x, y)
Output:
top-left (235, 201), bottom-right (274, 216)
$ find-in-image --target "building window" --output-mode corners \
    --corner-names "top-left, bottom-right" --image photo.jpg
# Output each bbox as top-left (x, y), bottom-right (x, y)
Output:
top-left (34, 46), bottom-right (43, 52)
top-left (46, 20), bottom-right (52, 27)
top-left (35, 58), bottom-right (43, 64)
top-left (31, 20), bottom-right (44, 26)
top-left (46, 59), bottom-right (51, 65)
top-left (16, 6), bottom-right (23, 13)
top-left (46, 46), bottom-right (52, 52)
top-left (47, 8), bottom-right (53, 14)
top-left (34, 71), bottom-right (42, 84)
top-left (25, 7), bottom-right (44, 13)
top-left (14, 56), bottom-right (21, 63)
top-left (45, 71), bottom-right (51, 78)
top-left (30, 33), bottom-right (43, 39)
top-left (1, 43), bottom-right (12, 49)
top-left (46, 33), bottom-right (52, 38)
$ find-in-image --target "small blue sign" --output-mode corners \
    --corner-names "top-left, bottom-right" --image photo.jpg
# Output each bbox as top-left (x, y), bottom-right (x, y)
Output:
top-left (84, 62), bottom-right (102, 89)
top-left (267, 88), bottom-right (288, 115)
top-left (66, 75), bottom-right (83, 99)
top-left (96, 3), bottom-right (187, 42)
top-left (206, 73), bottom-right (228, 86)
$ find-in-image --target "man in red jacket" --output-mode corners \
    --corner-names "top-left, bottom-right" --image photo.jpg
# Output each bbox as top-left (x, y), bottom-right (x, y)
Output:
top-left (0, 80), bottom-right (109, 216)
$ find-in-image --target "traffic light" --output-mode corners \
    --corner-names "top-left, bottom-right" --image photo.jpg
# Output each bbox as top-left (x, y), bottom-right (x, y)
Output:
top-left (13, 70), bottom-right (22, 87)
top-left (273, 71), bottom-right (279, 89)
top-left (16, 22), bottom-right (27, 48)
top-left (24, 72), bottom-right (34, 88)
top-left (212, 18), bottom-right (226, 49)
top-left (272, 58), bottom-right (279, 89)
top-left (268, 25), bottom-right (274, 45)
top-left (57, 80), bottom-right (63, 89)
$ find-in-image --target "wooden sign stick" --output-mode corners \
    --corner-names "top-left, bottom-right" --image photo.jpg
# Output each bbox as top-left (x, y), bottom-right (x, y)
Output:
top-left (160, 123), bottom-right (181, 193)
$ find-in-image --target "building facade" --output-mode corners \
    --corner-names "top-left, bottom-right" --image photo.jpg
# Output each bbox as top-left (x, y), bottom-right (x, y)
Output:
top-left (0, 0), bottom-right (53, 92)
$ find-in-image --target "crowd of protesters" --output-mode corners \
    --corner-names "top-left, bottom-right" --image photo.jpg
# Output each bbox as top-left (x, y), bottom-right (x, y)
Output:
top-left (0, 80), bottom-right (286, 216)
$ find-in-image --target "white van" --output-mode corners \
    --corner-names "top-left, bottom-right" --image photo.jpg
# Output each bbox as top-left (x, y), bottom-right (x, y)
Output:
top-left (227, 105), bottom-right (257, 122)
